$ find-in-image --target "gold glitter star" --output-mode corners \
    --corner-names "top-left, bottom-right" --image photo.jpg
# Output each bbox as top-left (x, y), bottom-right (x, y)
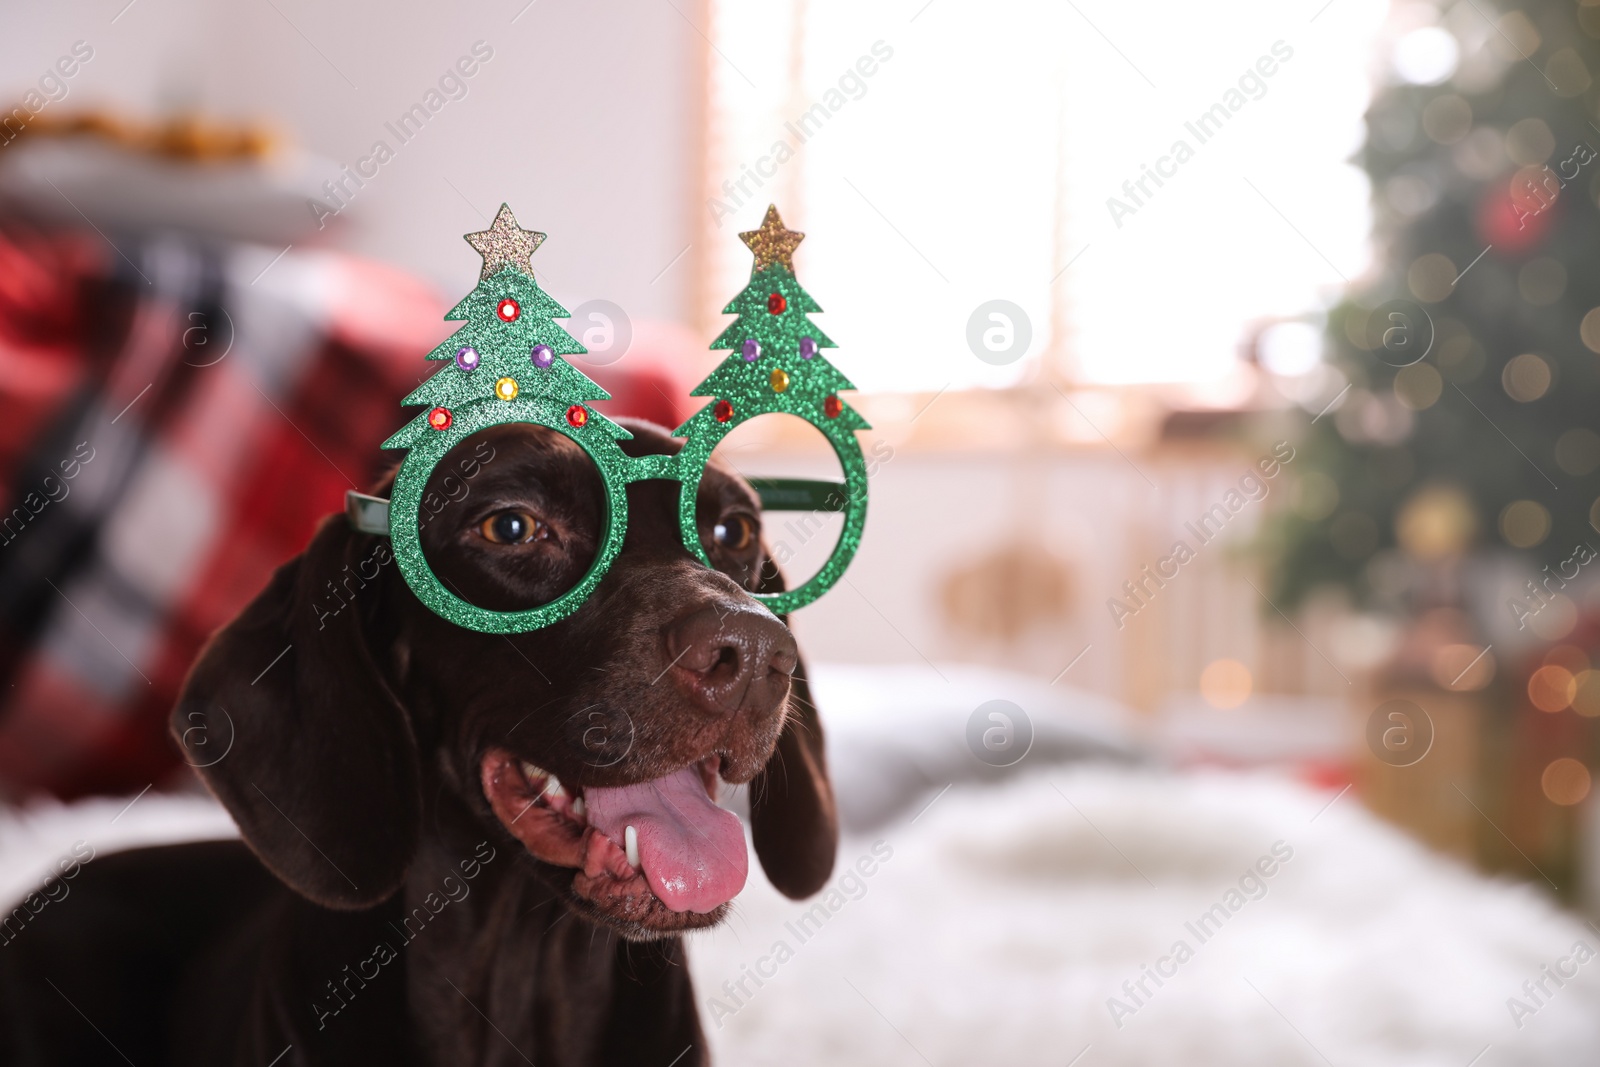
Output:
top-left (465, 204), bottom-right (546, 281)
top-left (740, 205), bottom-right (804, 272)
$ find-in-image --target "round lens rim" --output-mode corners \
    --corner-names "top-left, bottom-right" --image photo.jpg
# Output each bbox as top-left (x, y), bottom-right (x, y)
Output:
top-left (674, 407), bottom-right (868, 616)
top-left (388, 406), bottom-right (867, 631)
top-left (388, 401), bottom-right (630, 634)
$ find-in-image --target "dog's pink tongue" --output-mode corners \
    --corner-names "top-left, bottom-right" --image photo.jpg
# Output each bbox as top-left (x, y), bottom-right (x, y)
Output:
top-left (582, 765), bottom-right (747, 913)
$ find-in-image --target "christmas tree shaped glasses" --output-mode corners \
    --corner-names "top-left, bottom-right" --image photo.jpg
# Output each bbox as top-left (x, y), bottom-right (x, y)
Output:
top-left (363, 204), bottom-right (869, 633)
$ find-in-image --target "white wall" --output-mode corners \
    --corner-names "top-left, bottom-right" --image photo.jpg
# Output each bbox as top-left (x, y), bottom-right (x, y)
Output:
top-left (0, 0), bottom-right (701, 322)
top-left (728, 436), bottom-right (1348, 710)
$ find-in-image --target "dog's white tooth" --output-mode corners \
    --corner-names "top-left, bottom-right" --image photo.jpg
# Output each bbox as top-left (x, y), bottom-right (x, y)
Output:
top-left (571, 796), bottom-right (586, 819)
top-left (520, 761), bottom-right (546, 782)
top-left (545, 776), bottom-right (565, 798)
top-left (624, 825), bottom-right (640, 868)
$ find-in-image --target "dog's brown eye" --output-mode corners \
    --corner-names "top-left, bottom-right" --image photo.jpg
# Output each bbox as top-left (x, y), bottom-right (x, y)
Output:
top-left (712, 515), bottom-right (755, 551)
top-left (479, 510), bottom-right (546, 545)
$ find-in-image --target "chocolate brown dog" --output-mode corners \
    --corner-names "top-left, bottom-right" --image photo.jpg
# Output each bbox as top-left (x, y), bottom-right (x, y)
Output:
top-left (0, 419), bottom-right (836, 1066)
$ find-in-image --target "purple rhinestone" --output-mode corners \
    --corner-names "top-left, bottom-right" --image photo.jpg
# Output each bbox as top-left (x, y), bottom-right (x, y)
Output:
top-left (742, 338), bottom-right (761, 362)
top-left (454, 346), bottom-right (480, 371)
top-left (531, 344), bottom-right (554, 368)
top-left (799, 336), bottom-right (818, 360)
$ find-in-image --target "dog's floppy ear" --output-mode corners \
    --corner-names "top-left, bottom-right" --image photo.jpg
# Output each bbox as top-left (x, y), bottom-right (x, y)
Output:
top-left (172, 513), bottom-right (420, 910)
top-left (747, 554), bottom-right (838, 899)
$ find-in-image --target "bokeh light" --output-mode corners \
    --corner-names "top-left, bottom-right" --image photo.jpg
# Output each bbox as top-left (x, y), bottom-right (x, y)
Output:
top-left (1573, 671), bottom-right (1600, 718)
top-left (1408, 253), bottom-right (1457, 302)
top-left (1528, 594), bottom-right (1579, 642)
top-left (1499, 499), bottom-right (1551, 548)
top-left (1199, 659), bottom-right (1253, 709)
top-left (1392, 26), bottom-right (1459, 85)
top-left (1581, 307), bottom-right (1600, 353)
top-left (1554, 428), bottom-right (1600, 475)
top-left (1501, 353), bottom-right (1552, 401)
top-left (1431, 643), bottom-right (1495, 691)
top-left (1506, 117), bottom-right (1557, 164)
top-left (1420, 94), bottom-right (1471, 144)
top-left (1542, 758), bottom-right (1591, 807)
top-left (1258, 321), bottom-right (1324, 377)
top-left (1545, 645), bottom-right (1589, 673)
top-left (1396, 485), bottom-right (1476, 559)
top-left (1528, 665), bottom-right (1577, 713)
top-left (1394, 362), bottom-right (1443, 409)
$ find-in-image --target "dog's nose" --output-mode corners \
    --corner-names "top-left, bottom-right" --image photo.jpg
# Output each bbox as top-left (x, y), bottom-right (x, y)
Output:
top-left (664, 602), bottom-right (798, 717)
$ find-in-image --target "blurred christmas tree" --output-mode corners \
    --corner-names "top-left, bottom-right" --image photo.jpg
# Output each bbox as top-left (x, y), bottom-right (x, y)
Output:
top-left (1268, 2), bottom-right (1600, 614)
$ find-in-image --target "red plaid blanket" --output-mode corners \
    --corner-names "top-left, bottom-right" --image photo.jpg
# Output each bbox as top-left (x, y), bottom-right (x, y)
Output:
top-left (0, 219), bottom-right (683, 801)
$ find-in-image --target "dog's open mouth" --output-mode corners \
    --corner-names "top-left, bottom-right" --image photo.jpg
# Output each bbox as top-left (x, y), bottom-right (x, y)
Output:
top-left (479, 748), bottom-right (747, 932)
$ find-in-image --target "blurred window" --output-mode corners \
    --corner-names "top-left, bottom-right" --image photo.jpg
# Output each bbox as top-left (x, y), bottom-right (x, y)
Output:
top-left (702, 0), bottom-right (1385, 392)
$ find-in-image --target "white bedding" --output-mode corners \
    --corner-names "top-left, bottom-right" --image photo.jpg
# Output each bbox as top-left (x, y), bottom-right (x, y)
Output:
top-left (1, 663), bottom-right (1594, 1065)
top-left (689, 765), bottom-right (1600, 1066)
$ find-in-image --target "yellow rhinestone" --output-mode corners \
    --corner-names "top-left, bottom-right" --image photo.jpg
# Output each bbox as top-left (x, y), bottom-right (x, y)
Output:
top-left (495, 376), bottom-right (519, 401)
top-left (769, 368), bottom-right (790, 393)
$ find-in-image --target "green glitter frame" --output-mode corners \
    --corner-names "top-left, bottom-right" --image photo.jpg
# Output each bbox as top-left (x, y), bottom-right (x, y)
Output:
top-left (386, 410), bottom-right (866, 632)
top-left (674, 407), bottom-right (867, 617)
top-left (381, 206), bottom-right (867, 633)
top-left (388, 398), bottom-right (634, 634)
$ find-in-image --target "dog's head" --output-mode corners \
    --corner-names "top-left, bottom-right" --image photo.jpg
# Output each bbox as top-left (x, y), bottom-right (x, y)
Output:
top-left (172, 419), bottom-right (836, 939)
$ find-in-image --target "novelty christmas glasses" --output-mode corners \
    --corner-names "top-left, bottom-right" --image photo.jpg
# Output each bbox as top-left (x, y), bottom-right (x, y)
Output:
top-left (347, 204), bottom-right (869, 633)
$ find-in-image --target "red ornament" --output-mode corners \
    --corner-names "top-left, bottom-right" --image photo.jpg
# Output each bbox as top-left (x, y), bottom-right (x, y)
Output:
top-left (714, 399), bottom-right (734, 423)
top-left (566, 405), bottom-right (589, 428)
top-left (497, 297), bottom-right (521, 322)
top-left (767, 292), bottom-right (787, 314)
top-left (823, 395), bottom-right (843, 419)
top-left (427, 406), bottom-right (453, 431)
top-left (1478, 177), bottom-right (1552, 255)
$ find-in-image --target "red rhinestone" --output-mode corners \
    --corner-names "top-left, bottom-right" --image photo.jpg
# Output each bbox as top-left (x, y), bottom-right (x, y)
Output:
top-left (427, 406), bottom-right (453, 431)
top-left (497, 297), bottom-right (520, 322)
top-left (823, 395), bottom-right (843, 419)
top-left (566, 405), bottom-right (589, 428)
top-left (767, 292), bottom-right (786, 315)
top-left (714, 399), bottom-right (734, 423)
